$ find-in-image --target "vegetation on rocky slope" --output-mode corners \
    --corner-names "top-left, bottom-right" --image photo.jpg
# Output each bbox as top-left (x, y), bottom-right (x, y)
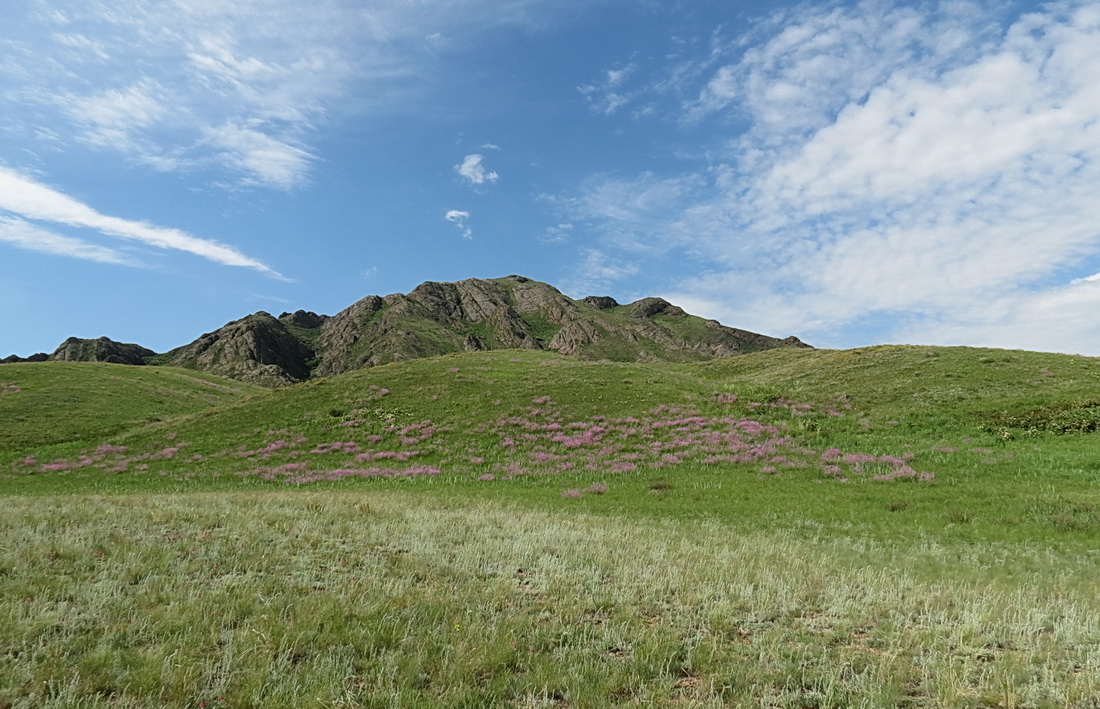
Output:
top-left (7, 276), bottom-right (808, 387)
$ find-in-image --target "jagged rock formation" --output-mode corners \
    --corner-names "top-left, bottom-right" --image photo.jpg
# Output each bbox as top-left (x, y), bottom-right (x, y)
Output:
top-left (159, 312), bottom-right (319, 387)
top-left (28, 276), bottom-right (809, 386)
top-left (306, 275), bottom-right (807, 379)
top-left (49, 337), bottom-right (155, 365)
top-left (1, 353), bottom-right (49, 364)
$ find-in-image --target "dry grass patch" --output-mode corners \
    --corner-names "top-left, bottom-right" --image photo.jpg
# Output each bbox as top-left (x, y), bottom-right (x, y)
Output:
top-left (2, 491), bottom-right (1099, 707)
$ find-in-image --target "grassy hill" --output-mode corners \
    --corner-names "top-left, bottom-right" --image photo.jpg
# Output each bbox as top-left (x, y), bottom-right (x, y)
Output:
top-left (0, 362), bottom-right (265, 458)
top-left (2, 347), bottom-right (1100, 707)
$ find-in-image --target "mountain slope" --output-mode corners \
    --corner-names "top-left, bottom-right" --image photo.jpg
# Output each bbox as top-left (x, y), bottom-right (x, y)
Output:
top-left (11, 275), bottom-right (809, 387)
top-left (189, 275), bottom-right (808, 385)
top-left (159, 311), bottom-right (320, 387)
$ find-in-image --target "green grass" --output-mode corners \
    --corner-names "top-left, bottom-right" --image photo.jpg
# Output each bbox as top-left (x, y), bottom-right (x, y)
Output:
top-left (0, 363), bottom-right (264, 459)
top-left (3, 346), bottom-right (1100, 707)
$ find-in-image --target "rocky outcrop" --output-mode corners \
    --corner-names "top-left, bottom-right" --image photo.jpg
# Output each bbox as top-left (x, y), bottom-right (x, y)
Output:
top-left (163, 312), bottom-right (316, 387)
top-left (19, 275), bottom-right (810, 385)
top-left (548, 319), bottom-right (602, 355)
top-left (279, 310), bottom-right (327, 329)
top-left (1, 353), bottom-right (49, 364)
top-left (302, 276), bottom-right (808, 380)
top-left (50, 337), bottom-right (155, 365)
top-left (582, 296), bottom-right (619, 311)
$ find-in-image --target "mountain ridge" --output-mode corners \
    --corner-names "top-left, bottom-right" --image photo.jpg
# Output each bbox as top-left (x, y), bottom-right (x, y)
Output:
top-left (3, 275), bottom-right (809, 386)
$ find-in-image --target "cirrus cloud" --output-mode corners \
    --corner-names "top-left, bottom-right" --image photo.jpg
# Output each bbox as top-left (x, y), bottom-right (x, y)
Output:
top-left (0, 166), bottom-right (283, 277)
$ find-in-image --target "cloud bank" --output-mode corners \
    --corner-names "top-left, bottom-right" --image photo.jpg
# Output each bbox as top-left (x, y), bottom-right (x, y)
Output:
top-left (562, 0), bottom-right (1100, 354)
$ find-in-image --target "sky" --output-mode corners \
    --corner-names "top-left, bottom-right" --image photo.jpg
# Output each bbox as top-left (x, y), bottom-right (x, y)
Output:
top-left (2, 0), bottom-right (1100, 357)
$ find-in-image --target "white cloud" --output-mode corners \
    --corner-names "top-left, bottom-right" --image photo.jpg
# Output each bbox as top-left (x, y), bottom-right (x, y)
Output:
top-left (896, 278), bottom-right (1100, 356)
top-left (50, 32), bottom-right (110, 62)
top-left (0, 166), bottom-right (283, 277)
top-left (445, 209), bottom-right (473, 239)
top-left (203, 123), bottom-right (315, 191)
top-left (560, 248), bottom-right (639, 296)
top-left (684, 1), bottom-right (987, 135)
top-left (2, 2), bottom-right (384, 189)
top-left (562, 1), bottom-right (1100, 353)
top-left (541, 222), bottom-right (574, 244)
top-left (58, 79), bottom-right (168, 152)
top-left (578, 63), bottom-right (639, 115)
top-left (3, 0), bottom-right (610, 191)
top-left (455, 154), bottom-right (499, 185)
top-left (578, 172), bottom-right (703, 227)
top-left (0, 217), bottom-right (134, 266)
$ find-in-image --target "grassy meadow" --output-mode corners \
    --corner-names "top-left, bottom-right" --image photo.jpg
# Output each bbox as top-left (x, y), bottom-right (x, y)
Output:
top-left (2, 347), bottom-right (1100, 707)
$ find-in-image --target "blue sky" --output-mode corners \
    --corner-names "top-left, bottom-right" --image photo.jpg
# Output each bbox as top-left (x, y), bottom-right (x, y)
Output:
top-left (3, 0), bottom-right (1100, 357)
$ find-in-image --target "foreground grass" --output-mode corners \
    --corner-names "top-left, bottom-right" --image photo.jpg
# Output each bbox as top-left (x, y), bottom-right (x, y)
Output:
top-left (3, 492), bottom-right (1100, 708)
top-left (4, 348), bottom-right (1100, 706)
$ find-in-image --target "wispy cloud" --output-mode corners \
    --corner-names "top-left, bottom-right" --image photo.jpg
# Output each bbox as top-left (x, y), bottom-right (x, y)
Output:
top-left (578, 63), bottom-right (638, 115)
top-left (0, 217), bottom-right (134, 266)
top-left (445, 209), bottom-right (473, 239)
top-left (541, 222), bottom-right (574, 244)
top-left (2, 0), bottom-right (610, 191)
top-left (455, 154), bottom-right (499, 185)
top-left (203, 122), bottom-right (315, 190)
top-left (560, 248), bottom-right (639, 296)
top-left (1, 2), bottom-right (392, 189)
top-left (59, 79), bottom-right (168, 153)
top-left (560, 1), bottom-right (1100, 352)
top-left (0, 166), bottom-right (283, 277)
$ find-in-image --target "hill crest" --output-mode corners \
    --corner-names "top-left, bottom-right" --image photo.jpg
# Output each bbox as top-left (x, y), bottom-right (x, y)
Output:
top-left (4, 275), bottom-right (809, 386)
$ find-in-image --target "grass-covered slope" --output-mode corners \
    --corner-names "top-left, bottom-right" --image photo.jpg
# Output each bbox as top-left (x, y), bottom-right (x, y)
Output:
top-left (4, 346), bottom-right (1100, 707)
top-left (6, 346), bottom-right (1100, 530)
top-left (697, 344), bottom-right (1100, 421)
top-left (0, 362), bottom-right (265, 458)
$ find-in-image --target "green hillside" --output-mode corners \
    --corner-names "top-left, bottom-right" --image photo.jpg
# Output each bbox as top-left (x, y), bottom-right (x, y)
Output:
top-left (3, 346), bottom-right (1100, 707)
top-left (6, 345), bottom-right (1100, 522)
top-left (0, 362), bottom-right (265, 457)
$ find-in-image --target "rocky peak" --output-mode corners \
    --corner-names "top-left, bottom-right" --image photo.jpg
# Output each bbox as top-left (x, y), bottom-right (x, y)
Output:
top-left (628, 298), bottom-right (685, 319)
top-left (409, 279), bottom-right (502, 324)
top-left (50, 336), bottom-right (155, 365)
top-left (279, 310), bottom-right (327, 329)
top-left (583, 296), bottom-right (619, 311)
top-left (164, 312), bottom-right (316, 387)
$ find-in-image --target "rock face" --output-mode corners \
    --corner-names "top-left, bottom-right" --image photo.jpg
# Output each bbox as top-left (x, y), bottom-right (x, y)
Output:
top-left (49, 337), bottom-right (155, 365)
top-left (303, 275), bottom-right (809, 381)
top-left (24, 275), bottom-right (811, 385)
top-left (162, 312), bottom-right (318, 387)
